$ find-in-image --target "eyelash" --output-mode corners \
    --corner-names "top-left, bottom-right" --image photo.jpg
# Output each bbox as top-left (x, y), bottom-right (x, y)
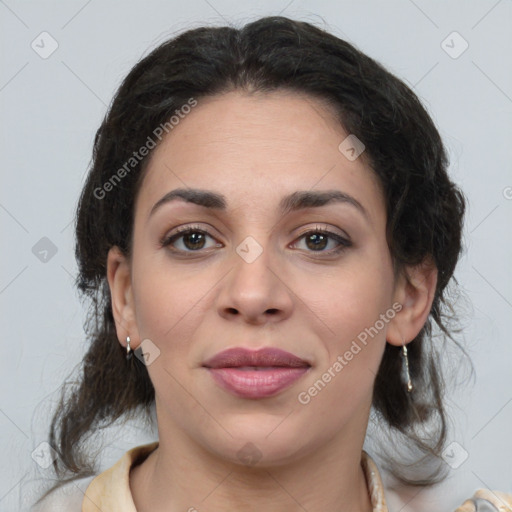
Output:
top-left (159, 224), bottom-right (352, 256)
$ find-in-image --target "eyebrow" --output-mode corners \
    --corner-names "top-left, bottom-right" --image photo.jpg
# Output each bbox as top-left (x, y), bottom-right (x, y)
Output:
top-left (149, 188), bottom-right (369, 220)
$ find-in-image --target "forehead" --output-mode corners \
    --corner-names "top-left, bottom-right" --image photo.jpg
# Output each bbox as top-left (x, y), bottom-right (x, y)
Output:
top-left (135, 90), bottom-right (384, 224)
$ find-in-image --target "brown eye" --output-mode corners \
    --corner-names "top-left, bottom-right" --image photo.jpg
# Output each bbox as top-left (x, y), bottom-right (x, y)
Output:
top-left (161, 227), bottom-right (220, 252)
top-left (181, 231), bottom-right (207, 250)
top-left (304, 232), bottom-right (329, 251)
top-left (292, 228), bottom-right (352, 255)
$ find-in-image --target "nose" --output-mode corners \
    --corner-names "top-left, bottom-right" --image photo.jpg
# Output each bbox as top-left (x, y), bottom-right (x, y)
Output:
top-left (215, 242), bottom-right (294, 325)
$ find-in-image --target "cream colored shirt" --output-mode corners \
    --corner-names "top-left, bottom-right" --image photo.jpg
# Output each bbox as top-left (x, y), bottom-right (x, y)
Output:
top-left (75, 442), bottom-right (512, 512)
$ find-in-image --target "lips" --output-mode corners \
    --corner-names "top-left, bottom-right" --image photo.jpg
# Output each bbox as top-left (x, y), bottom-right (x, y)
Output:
top-left (203, 347), bottom-right (311, 399)
top-left (203, 347), bottom-right (310, 369)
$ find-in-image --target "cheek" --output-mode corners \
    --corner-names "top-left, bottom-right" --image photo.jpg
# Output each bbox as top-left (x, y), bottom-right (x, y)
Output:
top-left (132, 270), bottom-right (213, 408)
top-left (300, 253), bottom-right (394, 343)
top-left (297, 291), bottom-right (389, 421)
top-left (131, 255), bottom-right (213, 352)
top-left (296, 249), bottom-right (393, 391)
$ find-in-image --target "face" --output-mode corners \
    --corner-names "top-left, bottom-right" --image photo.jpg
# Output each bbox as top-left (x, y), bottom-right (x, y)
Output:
top-left (109, 90), bottom-right (418, 467)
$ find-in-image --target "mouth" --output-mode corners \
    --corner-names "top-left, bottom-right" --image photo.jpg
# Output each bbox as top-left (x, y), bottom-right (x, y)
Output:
top-left (202, 347), bottom-right (311, 399)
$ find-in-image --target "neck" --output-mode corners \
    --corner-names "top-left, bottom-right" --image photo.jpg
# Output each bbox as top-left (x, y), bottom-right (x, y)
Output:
top-left (131, 411), bottom-right (374, 512)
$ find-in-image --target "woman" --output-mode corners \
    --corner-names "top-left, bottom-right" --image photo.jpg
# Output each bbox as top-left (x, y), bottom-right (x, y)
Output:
top-left (34, 16), bottom-right (511, 512)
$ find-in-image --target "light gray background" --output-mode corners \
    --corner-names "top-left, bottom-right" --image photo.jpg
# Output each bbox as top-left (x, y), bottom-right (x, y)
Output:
top-left (1, 1), bottom-right (511, 511)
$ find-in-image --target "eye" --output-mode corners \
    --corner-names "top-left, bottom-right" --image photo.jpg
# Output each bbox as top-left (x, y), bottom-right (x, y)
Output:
top-left (291, 226), bottom-right (352, 255)
top-left (160, 225), bottom-right (221, 252)
top-left (160, 224), bottom-right (351, 256)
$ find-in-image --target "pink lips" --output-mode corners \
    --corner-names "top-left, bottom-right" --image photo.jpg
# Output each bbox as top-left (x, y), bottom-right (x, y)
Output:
top-left (203, 347), bottom-right (311, 399)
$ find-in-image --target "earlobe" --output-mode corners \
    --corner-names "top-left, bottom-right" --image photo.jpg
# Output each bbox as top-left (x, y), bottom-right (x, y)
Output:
top-left (386, 259), bottom-right (438, 346)
top-left (106, 246), bottom-right (138, 349)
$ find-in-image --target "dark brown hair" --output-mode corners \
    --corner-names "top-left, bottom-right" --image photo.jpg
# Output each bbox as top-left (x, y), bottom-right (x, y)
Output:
top-left (45, 15), bottom-right (468, 495)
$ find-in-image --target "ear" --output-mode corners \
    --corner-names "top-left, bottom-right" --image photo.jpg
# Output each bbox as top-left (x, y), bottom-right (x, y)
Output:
top-left (386, 258), bottom-right (438, 346)
top-left (106, 246), bottom-right (139, 350)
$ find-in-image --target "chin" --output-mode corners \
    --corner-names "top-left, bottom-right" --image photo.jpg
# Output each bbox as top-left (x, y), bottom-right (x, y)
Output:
top-left (197, 417), bottom-right (322, 469)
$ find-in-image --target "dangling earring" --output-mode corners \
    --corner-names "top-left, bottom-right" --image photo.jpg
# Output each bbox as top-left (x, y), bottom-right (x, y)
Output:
top-left (402, 344), bottom-right (413, 393)
top-left (126, 336), bottom-right (133, 361)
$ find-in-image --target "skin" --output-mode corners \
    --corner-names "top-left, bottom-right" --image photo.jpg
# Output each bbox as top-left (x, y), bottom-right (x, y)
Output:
top-left (107, 90), bottom-right (437, 512)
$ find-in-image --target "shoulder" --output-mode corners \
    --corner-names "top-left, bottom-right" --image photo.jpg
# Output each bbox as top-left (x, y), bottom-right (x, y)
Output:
top-left (29, 477), bottom-right (93, 512)
top-left (362, 450), bottom-right (512, 512)
top-left (29, 443), bottom-right (158, 512)
top-left (82, 442), bottom-right (159, 512)
top-left (454, 488), bottom-right (512, 511)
